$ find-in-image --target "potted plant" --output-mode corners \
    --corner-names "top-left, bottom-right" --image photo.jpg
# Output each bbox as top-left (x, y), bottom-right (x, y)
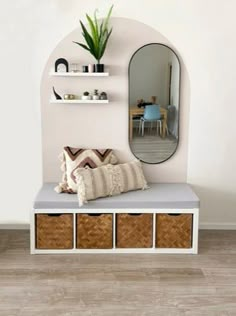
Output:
top-left (82, 91), bottom-right (91, 100)
top-left (73, 5), bottom-right (113, 73)
top-left (100, 92), bottom-right (107, 100)
top-left (92, 89), bottom-right (99, 100)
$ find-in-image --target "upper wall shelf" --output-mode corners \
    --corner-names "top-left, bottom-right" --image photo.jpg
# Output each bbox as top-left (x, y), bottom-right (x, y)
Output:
top-left (50, 72), bottom-right (109, 77)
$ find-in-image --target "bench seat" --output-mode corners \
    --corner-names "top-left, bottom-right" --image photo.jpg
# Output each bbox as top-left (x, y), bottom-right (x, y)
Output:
top-left (34, 183), bottom-right (199, 210)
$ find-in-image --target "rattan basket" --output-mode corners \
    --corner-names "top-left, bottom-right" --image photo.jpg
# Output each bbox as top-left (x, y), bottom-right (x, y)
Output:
top-left (116, 213), bottom-right (153, 248)
top-left (36, 214), bottom-right (73, 249)
top-left (156, 214), bottom-right (192, 248)
top-left (77, 214), bottom-right (113, 249)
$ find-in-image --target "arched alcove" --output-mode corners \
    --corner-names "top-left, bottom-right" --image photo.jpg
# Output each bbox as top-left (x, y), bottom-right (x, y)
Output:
top-left (41, 17), bottom-right (190, 183)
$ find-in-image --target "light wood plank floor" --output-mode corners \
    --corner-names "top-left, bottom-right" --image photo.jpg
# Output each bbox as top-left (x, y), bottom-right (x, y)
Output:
top-left (130, 132), bottom-right (178, 163)
top-left (0, 230), bottom-right (236, 315)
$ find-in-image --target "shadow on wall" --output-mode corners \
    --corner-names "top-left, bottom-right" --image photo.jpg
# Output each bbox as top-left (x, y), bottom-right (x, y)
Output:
top-left (193, 185), bottom-right (236, 225)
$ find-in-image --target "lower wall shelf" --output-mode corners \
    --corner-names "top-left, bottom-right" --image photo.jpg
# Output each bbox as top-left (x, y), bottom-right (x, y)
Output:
top-left (50, 99), bottom-right (109, 104)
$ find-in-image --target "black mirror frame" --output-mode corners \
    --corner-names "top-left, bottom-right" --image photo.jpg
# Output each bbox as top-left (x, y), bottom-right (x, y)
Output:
top-left (128, 43), bottom-right (181, 164)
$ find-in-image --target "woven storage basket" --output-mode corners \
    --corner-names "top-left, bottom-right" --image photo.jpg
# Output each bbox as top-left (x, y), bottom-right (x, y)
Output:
top-left (116, 214), bottom-right (153, 248)
top-left (36, 214), bottom-right (73, 249)
top-left (156, 214), bottom-right (192, 248)
top-left (77, 214), bottom-right (113, 249)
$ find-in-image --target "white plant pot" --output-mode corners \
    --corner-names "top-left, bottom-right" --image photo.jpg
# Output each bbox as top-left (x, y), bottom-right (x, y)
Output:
top-left (82, 95), bottom-right (91, 100)
top-left (93, 95), bottom-right (100, 100)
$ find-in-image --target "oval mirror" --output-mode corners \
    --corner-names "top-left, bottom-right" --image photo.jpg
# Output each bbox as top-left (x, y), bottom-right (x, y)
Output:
top-left (129, 43), bottom-right (180, 164)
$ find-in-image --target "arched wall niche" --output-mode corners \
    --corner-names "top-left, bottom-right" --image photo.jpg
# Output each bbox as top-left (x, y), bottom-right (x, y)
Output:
top-left (41, 17), bottom-right (190, 183)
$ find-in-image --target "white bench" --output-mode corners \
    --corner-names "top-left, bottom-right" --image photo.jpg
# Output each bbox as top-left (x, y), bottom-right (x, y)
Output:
top-left (31, 183), bottom-right (199, 254)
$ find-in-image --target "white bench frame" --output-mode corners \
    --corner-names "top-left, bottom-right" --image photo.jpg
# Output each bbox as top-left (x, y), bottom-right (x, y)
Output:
top-left (31, 208), bottom-right (199, 254)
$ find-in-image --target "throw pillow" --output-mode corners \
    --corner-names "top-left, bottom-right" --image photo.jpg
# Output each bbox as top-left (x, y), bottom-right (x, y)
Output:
top-left (74, 160), bottom-right (148, 206)
top-left (55, 147), bottom-right (118, 193)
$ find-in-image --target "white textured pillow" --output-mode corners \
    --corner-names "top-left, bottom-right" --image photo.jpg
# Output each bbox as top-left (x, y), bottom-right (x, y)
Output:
top-left (74, 160), bottom-right (148, 206)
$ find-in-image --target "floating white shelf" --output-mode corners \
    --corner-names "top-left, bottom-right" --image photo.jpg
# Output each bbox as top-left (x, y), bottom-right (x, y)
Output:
top-left (50, 71), bottom-right (109, 77)
top-left (50, 99), bottom-right (109, 104)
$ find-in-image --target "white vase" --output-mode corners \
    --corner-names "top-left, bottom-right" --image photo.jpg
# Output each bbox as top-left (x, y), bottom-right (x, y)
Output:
top-left (88, 64), bottom-right (94, 73)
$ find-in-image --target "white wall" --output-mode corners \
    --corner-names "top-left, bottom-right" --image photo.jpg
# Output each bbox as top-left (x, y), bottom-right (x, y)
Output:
top-left (0, 0), bottom-right (236, 228)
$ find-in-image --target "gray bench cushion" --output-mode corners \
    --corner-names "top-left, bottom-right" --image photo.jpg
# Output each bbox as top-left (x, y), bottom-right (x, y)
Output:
top-left (33, 183), bottom-right (199, 210)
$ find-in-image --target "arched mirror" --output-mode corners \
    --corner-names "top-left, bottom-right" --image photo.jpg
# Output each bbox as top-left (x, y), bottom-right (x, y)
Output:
top-left (129, 43), bottom-right (180, 164)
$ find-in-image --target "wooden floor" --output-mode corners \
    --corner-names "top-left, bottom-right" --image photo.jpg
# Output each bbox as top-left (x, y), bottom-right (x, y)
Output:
top-left (130, 131), bottom-right (177, 163)
top-left (0, 230), bottom-right (236, 315)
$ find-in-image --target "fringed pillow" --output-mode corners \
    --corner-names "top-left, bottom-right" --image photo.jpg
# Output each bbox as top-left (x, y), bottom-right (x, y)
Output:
top-left (74, 160), bottom-right (148, 206)
top-left (55, 147), bottom-right (118, 193)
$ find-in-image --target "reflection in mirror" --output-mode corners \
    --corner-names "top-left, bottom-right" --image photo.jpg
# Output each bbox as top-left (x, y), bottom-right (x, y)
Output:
top-left (129, 44), bottom-right (180, 164)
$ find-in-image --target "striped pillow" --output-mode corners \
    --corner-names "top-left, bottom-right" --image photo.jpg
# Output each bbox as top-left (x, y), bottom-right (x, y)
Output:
top-left (55, 147), bottom-right (118, 193)
top-left (74, 160), bottom-right (148, 206)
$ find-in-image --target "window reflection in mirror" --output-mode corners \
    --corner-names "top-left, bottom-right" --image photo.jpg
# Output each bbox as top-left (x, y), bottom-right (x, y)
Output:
top-left (129, 44), bottom-right (180, 164)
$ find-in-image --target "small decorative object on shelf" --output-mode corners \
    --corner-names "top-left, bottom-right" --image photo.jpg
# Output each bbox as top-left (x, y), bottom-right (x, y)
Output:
top-left (82, 91), bottom-right (91, 100)
top-left (64, 94), bottom-right (76, 100)
top-left (53, 87), bottom-right (62, 100)
top-left (100, 92), bottom-right (108, 100)
top-left (55, 58), bottom-right (69, 73)
top-left (93, 89), bottom-right (99, 100)
top-left (73, 5), bottom-right (113, 73)
top-left (82, 65), bottom-right (88, 73)
top-left (88, 64), bottom-right (94, 73)
top-left (70, 63), bottom-right (79, 73)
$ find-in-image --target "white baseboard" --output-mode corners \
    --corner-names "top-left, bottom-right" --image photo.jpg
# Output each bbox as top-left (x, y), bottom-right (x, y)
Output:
top-left (0, 224), bottom-right (30, 230)
top-left (200, 222), bottom-right (236, 230)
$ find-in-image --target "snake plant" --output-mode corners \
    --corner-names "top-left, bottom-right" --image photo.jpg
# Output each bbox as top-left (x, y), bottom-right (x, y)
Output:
top-left (73, 5), bottom-right (113, 64)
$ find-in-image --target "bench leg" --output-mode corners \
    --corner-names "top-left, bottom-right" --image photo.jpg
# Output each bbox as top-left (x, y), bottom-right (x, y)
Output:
top-left (192, 209), bottom-right (199, 254)
top-left (30, 210), bottom-right (35, 254)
